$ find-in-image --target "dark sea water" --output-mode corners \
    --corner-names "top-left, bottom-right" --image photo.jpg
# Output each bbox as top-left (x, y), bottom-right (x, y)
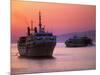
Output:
top-left (11, 43), bottom-right (96, 74)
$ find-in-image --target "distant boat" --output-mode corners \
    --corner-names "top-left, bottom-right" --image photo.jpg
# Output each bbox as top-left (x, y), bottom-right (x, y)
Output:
top-left (65, 36), bottom-right (93, 47)
top-left (17, 11), bottom-right (56, 57)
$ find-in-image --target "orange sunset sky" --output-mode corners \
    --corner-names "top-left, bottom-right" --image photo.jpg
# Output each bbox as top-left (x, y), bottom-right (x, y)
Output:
top-left (11, 0), bottom-right (96, 43)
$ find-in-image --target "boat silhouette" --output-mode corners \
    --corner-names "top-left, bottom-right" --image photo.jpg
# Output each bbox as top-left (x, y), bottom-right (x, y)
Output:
top-left (17, 11), bottom-right (56, 57)
top-left (65, 36), bottom-right (93, 47)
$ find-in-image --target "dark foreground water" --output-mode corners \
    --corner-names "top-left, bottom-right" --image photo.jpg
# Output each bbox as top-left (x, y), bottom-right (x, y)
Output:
top-left (11, 43), bottom-right (96, 74)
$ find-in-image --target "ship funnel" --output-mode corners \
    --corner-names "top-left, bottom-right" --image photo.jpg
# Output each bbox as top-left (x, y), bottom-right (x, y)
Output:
top-left (27, 26), bottom-right (30, 36)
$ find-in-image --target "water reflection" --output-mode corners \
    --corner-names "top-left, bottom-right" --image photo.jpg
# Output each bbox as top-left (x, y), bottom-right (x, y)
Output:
top-left (18, 55), bottom-right (55, 60)
top-left (11, 43), bottom-right (96, 74)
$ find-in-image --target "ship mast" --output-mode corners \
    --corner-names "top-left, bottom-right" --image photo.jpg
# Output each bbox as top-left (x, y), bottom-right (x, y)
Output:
top-left (39, 11), bottom-right (45, 33)
top-left (30, 20), bottom-right (34, 34)
top-left (31, 20), bottom-right (33, 31)
top-left (39, 11), bottom-right (42, 32)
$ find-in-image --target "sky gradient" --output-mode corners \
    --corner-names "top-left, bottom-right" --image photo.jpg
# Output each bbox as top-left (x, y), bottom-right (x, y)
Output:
top-left (11, 0), bottom-right (96, 43)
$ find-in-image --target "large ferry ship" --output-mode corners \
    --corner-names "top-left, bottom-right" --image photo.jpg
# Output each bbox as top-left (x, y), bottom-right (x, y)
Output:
top-left (65, 36), bottom-right (92, 47)
top-left (17, 11), bottom-right (56, 57)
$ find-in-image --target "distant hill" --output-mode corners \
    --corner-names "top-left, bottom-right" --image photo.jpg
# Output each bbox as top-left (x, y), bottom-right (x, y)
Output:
top-left (57, 30), bottom-right (96, 42)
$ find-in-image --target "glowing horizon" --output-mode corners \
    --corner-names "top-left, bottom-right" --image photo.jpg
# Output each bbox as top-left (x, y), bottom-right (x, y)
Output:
top-left (11, 0), bottom-right (96, 42)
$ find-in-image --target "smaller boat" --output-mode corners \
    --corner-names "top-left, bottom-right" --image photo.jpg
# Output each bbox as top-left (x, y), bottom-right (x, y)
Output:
top-left (65, 36), bottom-right (93, 47)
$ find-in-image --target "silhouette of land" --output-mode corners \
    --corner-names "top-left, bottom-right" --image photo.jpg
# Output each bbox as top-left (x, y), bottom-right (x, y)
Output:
top-left (57, 30), bottom-right (96, 43)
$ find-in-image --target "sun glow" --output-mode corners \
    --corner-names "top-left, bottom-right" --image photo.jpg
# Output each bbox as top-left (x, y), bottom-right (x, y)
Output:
top-left (11, 0), bottom-right (96, 42)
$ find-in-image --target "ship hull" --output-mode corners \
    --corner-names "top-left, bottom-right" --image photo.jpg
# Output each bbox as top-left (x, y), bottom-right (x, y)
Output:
top-left (18, 42), bottom-right (56, 57)
top-left (65, 43), bottom-right (87, 47)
